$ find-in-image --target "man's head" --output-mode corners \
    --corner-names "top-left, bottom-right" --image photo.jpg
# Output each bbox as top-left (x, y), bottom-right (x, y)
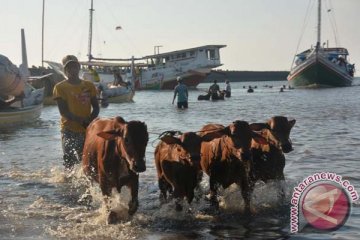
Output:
top-left (213, 80), bottom-right (217, 84)
top-left (62, 55), bottom-right (80, 78)
top-left (177, 77), bottom-right (182, 83)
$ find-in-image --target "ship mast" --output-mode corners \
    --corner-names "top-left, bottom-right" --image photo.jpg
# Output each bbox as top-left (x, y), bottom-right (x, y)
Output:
top-left (88, 0), bottom-right (94, 61)
top-left (41, 0), bottom-right (45, 67)
top-left (316, 0), bottom-right (321, 49)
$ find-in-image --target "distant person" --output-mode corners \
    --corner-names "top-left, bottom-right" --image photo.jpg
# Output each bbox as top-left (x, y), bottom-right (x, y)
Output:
top-left (53, 55), bottom-right (100, 171)
top-left (247, 86), bottom-right (254, 93)
top-left (172, 77), bottom-right (188, 109)
top-left (349, 63), bottom-right (355, 77)
top-left (279, 87), bottom-right (284, 92)
top-left (88, 65), bottom-right (100, 82)
top-left (113, 69), bottom-right (126, 87)
top-left (97, 85), bottom-right (109, 108)
top-left (209, 80), bottom-right (220, 95)
top-left (224, 80), bottom-right (231, 97)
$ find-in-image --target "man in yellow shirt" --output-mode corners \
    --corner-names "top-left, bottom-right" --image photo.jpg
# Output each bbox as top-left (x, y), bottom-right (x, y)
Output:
top-left (53, 55), bottom-right (99, 170)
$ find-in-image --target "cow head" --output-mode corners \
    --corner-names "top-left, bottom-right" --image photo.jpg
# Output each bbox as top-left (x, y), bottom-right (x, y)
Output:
top-left (161, 131), bottom-right (217, 166)
top-left (224, 120), bottom-right (268, 160)
top-left (250, 116), bottom-right (296, 153)
top-left (97, 117), bottom-right (149, 173)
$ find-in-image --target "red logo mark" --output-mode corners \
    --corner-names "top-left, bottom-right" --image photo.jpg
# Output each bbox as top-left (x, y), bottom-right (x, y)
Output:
top-left (301, 183), bottom-right (350, 230)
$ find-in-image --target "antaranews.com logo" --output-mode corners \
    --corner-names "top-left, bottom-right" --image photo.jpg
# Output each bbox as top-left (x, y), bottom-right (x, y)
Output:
top-left (290, 172), bottom-right (359, 233)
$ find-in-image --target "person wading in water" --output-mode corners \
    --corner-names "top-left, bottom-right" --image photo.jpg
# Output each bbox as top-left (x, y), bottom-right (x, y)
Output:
top-left (53, 55), bottom-right (100, 171)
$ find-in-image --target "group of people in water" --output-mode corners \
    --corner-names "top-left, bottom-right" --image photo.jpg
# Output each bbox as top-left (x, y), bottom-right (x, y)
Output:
top-left (173, 78), bottom-right (232, 108)
top-left (196, 80), bottom-right (232, 101)
top-left (208, 79), bottom-right (231, 98)
top-left (173, 77), bottom-right (295, 109)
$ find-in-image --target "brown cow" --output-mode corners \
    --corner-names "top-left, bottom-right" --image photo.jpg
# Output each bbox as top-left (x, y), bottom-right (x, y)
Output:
top-left (154, 131), bottom-right (218, 211)
top-left (82, 116), bottom-right (148, 223)
top-left (250, 116), bottom-right (296, 184)
top-left (200, 121), bottom-right (267, 213)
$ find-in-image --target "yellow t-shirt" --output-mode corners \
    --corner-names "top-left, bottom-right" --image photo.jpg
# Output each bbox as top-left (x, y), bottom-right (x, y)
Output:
top-left (53, 79), bottom-right (97, 133)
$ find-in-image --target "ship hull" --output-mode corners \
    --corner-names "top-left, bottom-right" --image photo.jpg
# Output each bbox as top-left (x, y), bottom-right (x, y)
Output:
top-left (135, 71), bottom-right (208, 90)
top-left (0, 104), bottom-right (43, 127)
top-left (160, 74), bottom-right (207, 90)
top-left (288, 55), bottom-right (353, 88)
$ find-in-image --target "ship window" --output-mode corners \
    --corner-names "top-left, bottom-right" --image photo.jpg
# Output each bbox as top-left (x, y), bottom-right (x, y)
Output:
top-left (206, 49), bottom-right (216, 60)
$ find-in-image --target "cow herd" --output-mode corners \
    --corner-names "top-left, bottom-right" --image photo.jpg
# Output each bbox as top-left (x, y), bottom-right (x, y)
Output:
top-left (81, 115), bottom-right (295, 224)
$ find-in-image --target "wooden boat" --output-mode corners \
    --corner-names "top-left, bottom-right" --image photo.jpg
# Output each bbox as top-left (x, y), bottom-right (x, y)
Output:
top-left (0, 29), bottom-right (45, 127)
top-left (288, 0), bottom-right (355, 88)
top-left (0, 103), bottom-right (43, 128)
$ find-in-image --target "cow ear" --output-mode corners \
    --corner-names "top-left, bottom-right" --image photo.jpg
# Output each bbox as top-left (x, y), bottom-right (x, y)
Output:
top-left (251, 132), bottom-right (268, 145)
top-left (114, 116), bottom-right (126, 124)
top-left (97, 129), bottom-right (122, 140)
top-left (223, 126), bottom-right (231, 135)
top-left (160, 135), bottom-right (182, 145)
top-left (288, 119), bottom-right (296, 129)
top-left (250, 123), bottom-right (269, 131)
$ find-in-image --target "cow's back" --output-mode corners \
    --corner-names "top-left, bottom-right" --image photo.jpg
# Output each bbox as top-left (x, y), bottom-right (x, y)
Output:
top-left (199, 124), bottom-right (225, 137)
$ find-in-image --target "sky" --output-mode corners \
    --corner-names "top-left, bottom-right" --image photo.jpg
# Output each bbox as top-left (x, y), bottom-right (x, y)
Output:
top-left (1, 0), bottom-right (359, 74)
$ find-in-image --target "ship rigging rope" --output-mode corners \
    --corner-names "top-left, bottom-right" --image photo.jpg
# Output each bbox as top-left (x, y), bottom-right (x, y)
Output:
top-left (324, 0), bottom-right (340, 47)
top-left (289, 0), bottom-right (315, 70)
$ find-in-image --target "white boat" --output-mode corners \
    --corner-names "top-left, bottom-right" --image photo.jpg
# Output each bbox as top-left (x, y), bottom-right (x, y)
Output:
top-left (89, 45), bottom-right (226, 90)
top-left (1, 29), bottom-right (45, 127)
top-left (137, 45), bottom-right (226, 90)
top-left (0, 103), bottom-right (43, 128)
top-left (81, 62), bottom-right (135, 105)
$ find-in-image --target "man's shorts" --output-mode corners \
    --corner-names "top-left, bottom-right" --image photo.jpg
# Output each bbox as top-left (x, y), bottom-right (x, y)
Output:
top-left (177, 101), bottom-right (188, 109)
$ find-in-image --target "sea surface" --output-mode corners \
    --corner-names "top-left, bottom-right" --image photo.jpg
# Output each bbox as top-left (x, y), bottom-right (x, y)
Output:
top-left (1, 79), bottom-right (360, 240)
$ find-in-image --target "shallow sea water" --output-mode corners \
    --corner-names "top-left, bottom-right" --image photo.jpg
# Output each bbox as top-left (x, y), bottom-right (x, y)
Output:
top-left (1, 79), bottom-right (360, 239)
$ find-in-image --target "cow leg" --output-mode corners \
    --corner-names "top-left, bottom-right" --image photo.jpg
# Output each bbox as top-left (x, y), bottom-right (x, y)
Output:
top-left (277, 174), bottom-right (286, 203)
top-left (240, 178), bottom-right (253, 215)
top-left (99, 174), bottom-right (118, 224)
top-left (127, 174), bottom-right (139, 216)
top-left (172, 186), bottom-right (183, 211)
top-left (209, 176), bottom-right (219, 208)
top-left (194, 171), bottom-right (203, 202)
top-left (175, 200), bottom-right (183, 211)
top-left (158, 176), bottom-right (171, 204)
